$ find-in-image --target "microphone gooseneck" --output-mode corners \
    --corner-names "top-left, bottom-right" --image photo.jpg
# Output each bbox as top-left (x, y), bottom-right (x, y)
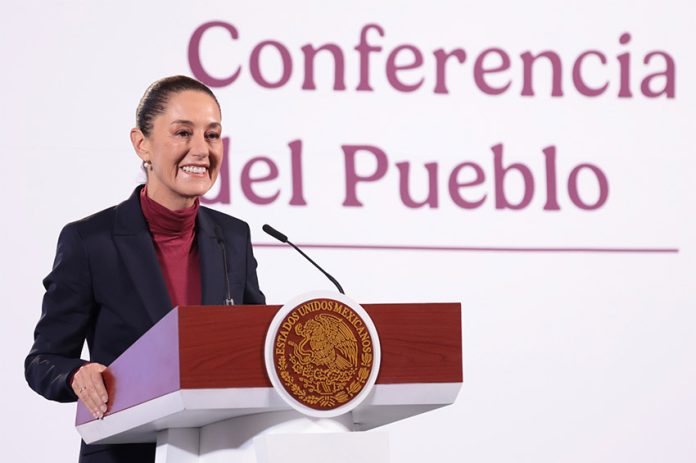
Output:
top-left (214, 225), bottom-right (235, 306)
top-left (262, 224), bottom-right (345, 295)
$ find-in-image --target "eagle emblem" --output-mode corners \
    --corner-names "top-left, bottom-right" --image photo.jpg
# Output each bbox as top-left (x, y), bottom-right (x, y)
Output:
top-left (289, 314), bottom-right (358, 394)
top-left (271, 297), bottom-right (376, 411)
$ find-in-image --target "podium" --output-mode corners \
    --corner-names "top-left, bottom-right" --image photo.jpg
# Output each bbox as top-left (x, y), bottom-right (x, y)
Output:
top-left (76, 302), bottom-right (462, 462)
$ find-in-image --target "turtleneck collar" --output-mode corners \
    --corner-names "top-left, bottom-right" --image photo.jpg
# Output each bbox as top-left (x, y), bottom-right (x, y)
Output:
top-left (139, 186), bottom-right (199, 236)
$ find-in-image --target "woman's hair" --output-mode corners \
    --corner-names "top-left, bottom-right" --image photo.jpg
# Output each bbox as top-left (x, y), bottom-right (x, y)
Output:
top-left (135, 75), bottom-right (220, 136)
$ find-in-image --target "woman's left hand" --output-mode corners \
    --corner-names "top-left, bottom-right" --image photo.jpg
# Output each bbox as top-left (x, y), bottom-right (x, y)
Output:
top-left (71, 362), bottom-right (109, 419)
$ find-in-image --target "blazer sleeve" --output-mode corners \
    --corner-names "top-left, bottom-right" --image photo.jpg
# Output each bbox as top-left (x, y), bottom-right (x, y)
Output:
top-left (25, 223), bottom-right (94, 402)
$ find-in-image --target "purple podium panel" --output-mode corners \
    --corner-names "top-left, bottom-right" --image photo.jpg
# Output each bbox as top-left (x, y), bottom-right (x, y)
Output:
top-left (76, 308), bottom-right (181, 425)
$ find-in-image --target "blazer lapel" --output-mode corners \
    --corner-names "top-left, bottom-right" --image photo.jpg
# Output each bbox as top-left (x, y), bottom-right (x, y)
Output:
top-left (113, 187), bottom-right (172, 324)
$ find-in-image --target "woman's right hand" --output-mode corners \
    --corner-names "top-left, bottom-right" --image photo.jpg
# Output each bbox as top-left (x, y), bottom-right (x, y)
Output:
top-left (71, 363), bottom-right (109, 419)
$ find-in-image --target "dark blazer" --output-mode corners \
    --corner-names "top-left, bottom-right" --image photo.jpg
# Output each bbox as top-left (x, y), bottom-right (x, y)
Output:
top-left (25, 186), bottom-right (265, 462)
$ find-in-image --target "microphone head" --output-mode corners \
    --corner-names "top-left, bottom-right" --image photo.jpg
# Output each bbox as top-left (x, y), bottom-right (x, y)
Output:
top-left (213, 225), bottom-right (225, 243)
top-left (263, 224), bottom-right (288, 243)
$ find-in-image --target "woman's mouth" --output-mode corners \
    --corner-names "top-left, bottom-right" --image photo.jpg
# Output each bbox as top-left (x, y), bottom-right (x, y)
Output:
top-left (180, 165), bottom-right (208, 175)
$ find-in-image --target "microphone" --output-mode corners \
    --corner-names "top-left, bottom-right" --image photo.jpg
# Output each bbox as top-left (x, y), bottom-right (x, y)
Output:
top-left (214, 225), bottom-right (235, 306)
top-left (262, 224), bottom-right (345, 295)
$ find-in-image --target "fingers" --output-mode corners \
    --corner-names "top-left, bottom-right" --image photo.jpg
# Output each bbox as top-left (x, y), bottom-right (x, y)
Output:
top-left (71, 363), bottom-right (109, 419)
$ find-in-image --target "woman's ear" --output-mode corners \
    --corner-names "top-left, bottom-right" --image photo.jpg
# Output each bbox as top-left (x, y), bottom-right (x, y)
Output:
top-left (130, 128), bottom-right (149, 162)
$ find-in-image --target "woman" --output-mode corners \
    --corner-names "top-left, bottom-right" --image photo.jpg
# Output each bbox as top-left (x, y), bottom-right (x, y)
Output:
top-left (25, 76), bottom-right (265, 462)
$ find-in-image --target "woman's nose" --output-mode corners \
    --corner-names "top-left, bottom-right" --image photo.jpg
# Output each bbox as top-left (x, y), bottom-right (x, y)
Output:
top-left (190, 132), bottom-right (209, 157)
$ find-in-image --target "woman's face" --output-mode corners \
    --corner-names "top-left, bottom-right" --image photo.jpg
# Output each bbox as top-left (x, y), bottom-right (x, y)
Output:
top-left (132, 90), bottom-right (223, 210)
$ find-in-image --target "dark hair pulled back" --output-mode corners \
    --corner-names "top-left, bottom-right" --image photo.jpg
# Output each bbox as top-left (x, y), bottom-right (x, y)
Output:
top-left (135, 75), bottom-right (220, 137)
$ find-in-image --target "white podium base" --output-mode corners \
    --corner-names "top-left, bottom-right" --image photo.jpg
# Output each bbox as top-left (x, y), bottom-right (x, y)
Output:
top-left (155, 411), bottom-right (389, 463)
top-left (255, 431), bottom-right (389, 463)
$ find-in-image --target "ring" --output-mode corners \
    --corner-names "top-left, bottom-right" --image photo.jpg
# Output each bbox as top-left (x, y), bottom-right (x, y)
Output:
top-left (78, 386), bottom-right (86, 393)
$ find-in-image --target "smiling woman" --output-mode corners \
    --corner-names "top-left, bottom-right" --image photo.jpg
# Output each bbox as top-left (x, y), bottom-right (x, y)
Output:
top-left (131, 79), bottom-right (224, 209)
top-left (24, 76), bottom-right (266, 463)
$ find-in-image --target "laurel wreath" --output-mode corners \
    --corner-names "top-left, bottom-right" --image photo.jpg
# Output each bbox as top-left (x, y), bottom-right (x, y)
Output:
top-left (276, 354), bottom-right (373, 409)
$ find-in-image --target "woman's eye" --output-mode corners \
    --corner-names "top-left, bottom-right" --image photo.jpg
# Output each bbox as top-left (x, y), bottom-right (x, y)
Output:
top-left (206, 132), bottom-right (221, 140)
top-left (176, 130), bottom-right (192, 138)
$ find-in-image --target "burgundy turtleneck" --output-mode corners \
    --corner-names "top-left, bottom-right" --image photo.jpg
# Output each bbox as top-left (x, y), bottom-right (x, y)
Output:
top-left (139, 187), bottom-right (202, 307)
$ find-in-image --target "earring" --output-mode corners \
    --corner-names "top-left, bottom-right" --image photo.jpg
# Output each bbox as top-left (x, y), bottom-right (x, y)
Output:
top-left (143, 160), bottom-right (153, 171)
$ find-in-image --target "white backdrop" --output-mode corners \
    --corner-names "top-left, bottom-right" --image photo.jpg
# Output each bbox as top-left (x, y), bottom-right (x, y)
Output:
top-left (1, 1), bottom-right (695, 462)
